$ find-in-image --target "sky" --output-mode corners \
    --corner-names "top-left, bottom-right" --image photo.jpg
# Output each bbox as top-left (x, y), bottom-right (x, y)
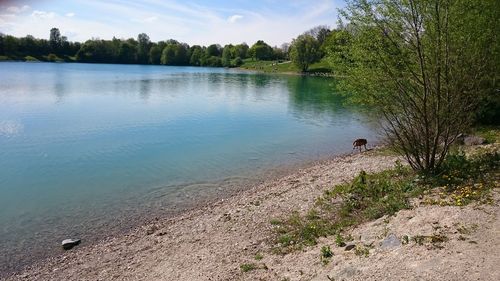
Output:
top-left (0, 0), bottom-right (345, 46)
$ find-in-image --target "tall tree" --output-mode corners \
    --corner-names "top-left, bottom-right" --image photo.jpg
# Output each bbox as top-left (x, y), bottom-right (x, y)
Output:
top-left (248, 40), bottom-right (274, 60)
top-left (137, 33), bottom-right (151, 64)
top-left (188, 45), bottom-right (203, 66)
top-left (221, 45), bottom-right (232, 67)
top-left (117, 41), bottom-right (137, 63)
top-left (206, 44), bottom-right (222, 57)
top-left (290, 34), bottom-right (320, 72)
top-left (149, 44), bottom-right (162, 64)
top-left (49, 28), bottom-right (62, 53)
top-left (161, 43), bottom-right (189, 65)
top-left (233, 43), bottom-right (249, 59)
top-left (305, 25), bottom-right (331, 45)
top-left (330, 0), bottom-right (498, 173)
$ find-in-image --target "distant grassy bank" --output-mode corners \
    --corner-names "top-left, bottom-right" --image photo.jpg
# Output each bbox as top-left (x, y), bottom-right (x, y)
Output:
top-left (0, 56), bottom-right (335, 77)
top-left (0, 54), bottom-right (75, 63)
top-left (239, 58), bottom-right (333, 76)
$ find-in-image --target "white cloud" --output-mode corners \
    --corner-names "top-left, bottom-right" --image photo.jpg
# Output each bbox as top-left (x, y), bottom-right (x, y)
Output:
top-left (1, 0), bottom-right (342, 46)
top-left (227, 14), bottom-right (243, 23)
top-left (132, 16), bottom-right (158, 23)
top-left (31, 10), bottom-right (56, 19)
top-left (0, 13), bottom-right (16, 29)
top-left (6, 5), bottom-right (30, 14)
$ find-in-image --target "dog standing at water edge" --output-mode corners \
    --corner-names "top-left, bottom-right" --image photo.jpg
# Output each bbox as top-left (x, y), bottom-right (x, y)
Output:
top-left (352, 138), bottom-right (368, 152)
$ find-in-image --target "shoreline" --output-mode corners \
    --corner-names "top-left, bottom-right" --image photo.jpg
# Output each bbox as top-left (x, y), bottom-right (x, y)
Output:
top-left (0, 150), bottom-right (351, 277)
top-left (7, 149), bottom-right (399, 280)
top-left (0, 60), bottom-right (336, 77)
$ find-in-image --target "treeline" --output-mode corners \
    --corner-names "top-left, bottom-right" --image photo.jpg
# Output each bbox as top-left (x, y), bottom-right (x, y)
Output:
top-left (0, 26), bottom-right (335, 69)
top-left (0, 28), bottom-right (285, 67)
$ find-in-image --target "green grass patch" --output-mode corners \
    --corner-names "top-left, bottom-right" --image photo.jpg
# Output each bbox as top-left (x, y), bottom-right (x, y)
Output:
top-left (473, 126), bottom-right (500, 144)
top-left (24, 56), bottom-right (40, 62)
top-left (271, 148), bottom-right (499, 254)
top-left (240, 58), bottom-right (332, 74)
top-left (368, 146), bottom-right (399, 156)
top-left (240, 263), bottom-right (258, 272)
top-left (272, 165), bottom-right (416, 254)
top-left (422, 148), bottom-right (499, 206)
top-left (0, 55), bottom-right (13, 61)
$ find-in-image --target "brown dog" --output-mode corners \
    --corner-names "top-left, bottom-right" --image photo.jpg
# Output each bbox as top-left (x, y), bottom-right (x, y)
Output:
top-left (352, 138), bottom-right (368, 152)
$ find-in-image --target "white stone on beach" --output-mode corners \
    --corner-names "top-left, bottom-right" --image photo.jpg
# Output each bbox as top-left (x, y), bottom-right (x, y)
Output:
top-left (62, 238), bottom-right (81, 250)
top-left (380, 234), bottom-right (401, 249)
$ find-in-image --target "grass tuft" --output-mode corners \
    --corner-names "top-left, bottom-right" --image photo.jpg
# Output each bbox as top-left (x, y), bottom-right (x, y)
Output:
top-left (240, 263), bottom-right (258, 272)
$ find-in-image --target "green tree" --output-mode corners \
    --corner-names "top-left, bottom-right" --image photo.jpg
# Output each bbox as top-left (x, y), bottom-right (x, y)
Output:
top-left (330, 0), bottom-right (498, 173)
top-left (117, 41), bottom-right (137, 63)
top-left (221, 45), bottom-right (232, 67)
top-left (161, 43), bottom-right (189, 65)
top-left (206, 44), bottom-right (222, 57)
top-left (161, 44), bottom-right (176, 65)
top-left (290, 34), bottom-right (320, 72)
top-left (19, 35), bottom-right (37, 56)
top-left (189, 45), bottom-right (204, 66)
top-left (248, 40), bottom-right (274, 60)
top-left (205, 56), bottom-right (222, 67)
top-left (49, 28), bottom-right (62, 53)
top-left (234, 43), bottom-right (249, 59)
top-left (137, 33), bottom-right (151, 64)
top-left (149, 44), bottom-right (162, 64)
top-left (305, 25), bottom-right (331, 45)
top-left (323, 29), bottom-right (352, 73)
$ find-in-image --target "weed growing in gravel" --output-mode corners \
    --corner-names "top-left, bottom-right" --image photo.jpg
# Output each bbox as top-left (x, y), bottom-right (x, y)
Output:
top-left (411, 234), bottom-right (449, 249)
top-left (320, 245), bottom-right (333, 264)
top-left (354, 245), bottom-right (371, 257)
top-left (254, 253), bottom-right (264, 261)
top-left (335, 234), bottom-right (346, 247)
top-left (272, 166), bottom-right (416, 254)
top-left (240, 263), bottom-right (257, 272)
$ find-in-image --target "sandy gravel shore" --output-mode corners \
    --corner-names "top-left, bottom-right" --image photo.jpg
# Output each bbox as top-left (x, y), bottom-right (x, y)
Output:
top-left (8, 151), bottom-right (499, 280)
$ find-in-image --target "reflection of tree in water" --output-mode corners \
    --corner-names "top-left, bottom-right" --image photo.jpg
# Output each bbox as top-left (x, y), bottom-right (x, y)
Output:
top-left (139, 78), bottom-right (151, 100)
top-left (286, 76), bottom-right (379, 128)
top-left (287, 76), bottom-right (345, 117)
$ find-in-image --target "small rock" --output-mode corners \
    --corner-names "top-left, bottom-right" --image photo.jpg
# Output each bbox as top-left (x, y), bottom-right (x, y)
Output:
top-left (221, 213), bottom-right (231, 222)
top-left (345, 244), bottom-right (356, 251)
top-left (457, 134), bottom-right (486, 146)
top-left (146, 225), bottom-right (158, 235)
top-left (62, 238), bottom-right (81, 250)
top-left (381, 234), bottom-right (401, 249)
top-left (464, 135), bottom-right (486, 146)
top-left (337, 266), bottom-right (361, 279)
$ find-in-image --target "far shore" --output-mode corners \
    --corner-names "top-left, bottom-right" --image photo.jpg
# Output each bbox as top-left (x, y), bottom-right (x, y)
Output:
top-left (0, 59), bottom-right (338, 78)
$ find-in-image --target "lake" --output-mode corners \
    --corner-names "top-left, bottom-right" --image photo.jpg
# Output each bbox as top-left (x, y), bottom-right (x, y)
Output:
top-left (0, 62), bottom-right (378, 274)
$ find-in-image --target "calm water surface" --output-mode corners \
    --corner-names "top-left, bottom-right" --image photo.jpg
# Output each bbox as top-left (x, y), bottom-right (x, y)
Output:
top-left (0, 62), bottom-right (377, 273)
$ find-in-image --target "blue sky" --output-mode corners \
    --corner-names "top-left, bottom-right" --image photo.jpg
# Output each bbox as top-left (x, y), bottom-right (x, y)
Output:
top-left (0, 0), bottom-right (345, 46)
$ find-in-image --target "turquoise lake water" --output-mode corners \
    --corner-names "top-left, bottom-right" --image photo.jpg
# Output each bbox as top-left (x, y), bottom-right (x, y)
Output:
top-left (0, 62), bottom-right (378, 273)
